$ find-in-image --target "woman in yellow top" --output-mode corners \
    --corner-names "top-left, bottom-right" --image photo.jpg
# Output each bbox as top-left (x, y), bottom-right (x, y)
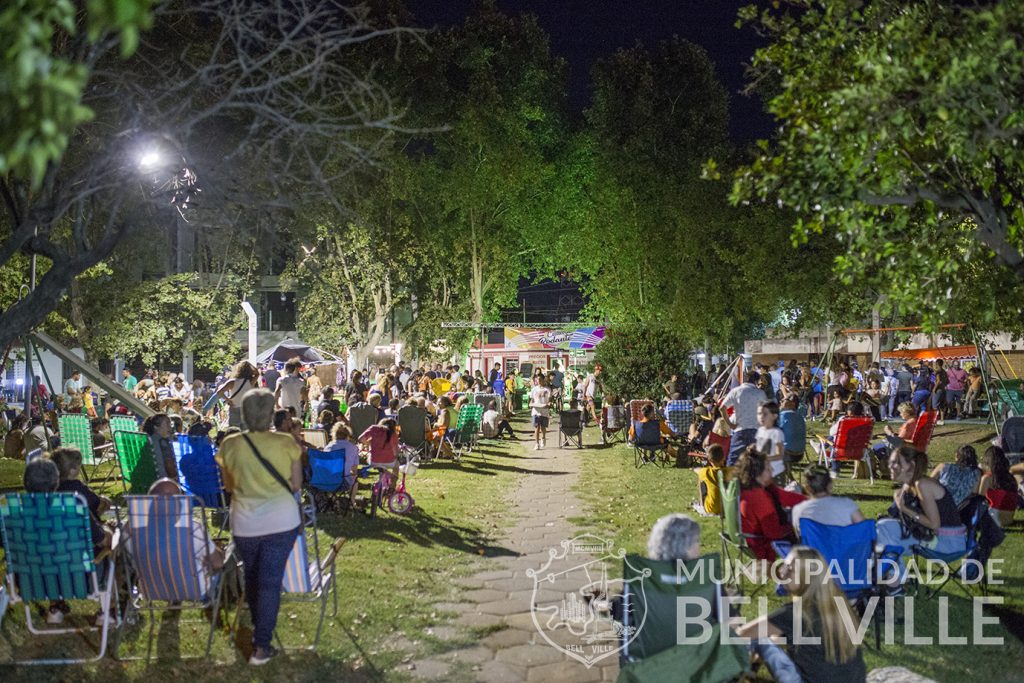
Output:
top-left (216, 389), bottom-right (302, 665)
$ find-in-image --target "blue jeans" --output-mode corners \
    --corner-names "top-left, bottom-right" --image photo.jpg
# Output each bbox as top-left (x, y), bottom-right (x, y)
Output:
top-left (235, 526), bottom-right (300, 650)
top-left (728, 428), bottom-right (757, 466)
top-left (751, 639), bottom-right (802, 683)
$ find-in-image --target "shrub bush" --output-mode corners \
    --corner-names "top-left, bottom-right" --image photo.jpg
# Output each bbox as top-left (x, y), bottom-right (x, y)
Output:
top-left (593, 326), bottom-right (694, 401)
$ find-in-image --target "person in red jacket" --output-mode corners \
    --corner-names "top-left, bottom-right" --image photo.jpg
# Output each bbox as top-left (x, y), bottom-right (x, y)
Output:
top-left (736, 446), bottom-right (806, 561)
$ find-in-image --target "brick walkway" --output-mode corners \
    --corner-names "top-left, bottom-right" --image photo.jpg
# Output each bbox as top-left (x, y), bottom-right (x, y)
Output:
top-left (406, 426), bottom-right (619, 682)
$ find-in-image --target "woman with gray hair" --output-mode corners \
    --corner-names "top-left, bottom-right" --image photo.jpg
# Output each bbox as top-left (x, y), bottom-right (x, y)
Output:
top-left (216, 389), bottom-right (303, 665)
top-left (647, 513), bottom-right (702, 562)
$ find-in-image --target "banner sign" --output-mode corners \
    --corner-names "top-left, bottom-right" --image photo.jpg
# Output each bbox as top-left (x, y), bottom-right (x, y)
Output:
top-left (504, 327), bottom-right (606, 351)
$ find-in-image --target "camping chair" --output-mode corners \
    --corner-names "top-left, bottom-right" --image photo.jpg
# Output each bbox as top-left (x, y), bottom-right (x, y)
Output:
top-left (816, 416), bottom-right (875, 483)
top-left (58, 413), bottom-right (116, 482)
top-left (911, 410), bottom-right (938, 452)
top-left (274, 497), bottom-right (346, 651)
top-left (302, 429), bottom-right (328, 449)
top-left (307, 447), bottom-right (357, 514)
top-left (799, 518), bottom-right (887, 650)
top-left (910, 501), bottom-right (987, 600)
top-left (109, 415), bottom-right (139, 436)
top-left (348, 404), bottom-right (378, 444)
top-left (630, 420), bottom-right (667, 469)
top-left (558, 410), bottom-right (583, 448)
top-left (628, 399), bottom-right (654, 423)
top-left (114, 430), bottom-right (160, 495)
top-left (474, 393), bottom-right (502, 416)
top-left (718, 476), bottom-right (764, 594)
top-left (0, 492), bottom-right (119, 664)
top-left (448, 404), bottom-right (483, 458)
top-left (1001, 416), bottom-right (1024, 466)
top-left (618, 553), bottom-right (745, 679)
top-left (600, 404), bottom-right (628, 444)
top-left (175, 435), bottom-right (227, 509)
top-left (397, 404), bottom-right (430, 459)
top-left (119, 494), bottom-right (231, 660)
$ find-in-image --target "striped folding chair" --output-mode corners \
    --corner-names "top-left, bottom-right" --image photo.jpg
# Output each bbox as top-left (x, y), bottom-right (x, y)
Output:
top-left (628, 399), bottom-right (655, 423)
top-left (121, 495), bottom-right (231, 660)
top-left (114, 430), bottom-right (160, 495)
top-left (274, 497), bottom-right (345, 651)
top-left (302, 429), bottom-right (328, 449)
top-left (0, 492), bottom-right (118, 664)
top-left (175, 435), bottom-right (227, 509)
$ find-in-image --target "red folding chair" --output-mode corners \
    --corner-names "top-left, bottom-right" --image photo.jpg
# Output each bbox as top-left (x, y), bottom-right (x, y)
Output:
top-left (911, 410), bottom-right (938, 452)
top-left (817, 416), bottom-right (875, 483)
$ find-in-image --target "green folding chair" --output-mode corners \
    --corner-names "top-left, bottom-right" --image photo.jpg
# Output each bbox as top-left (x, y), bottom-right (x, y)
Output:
top-left (717, 475), bottom-right (764, 595)
top-left (449, 404), bottom-right (483, 459)
top-left (0, 492), bottom-right (119, 664)
top-left (109, 415), bottom-right (140, 436)
top-left (619, 552), bottom-right (746, 681)
top-left (114, 430), bottom-right (160, 495)
top-left (59, 413), bottom-right (118, 482)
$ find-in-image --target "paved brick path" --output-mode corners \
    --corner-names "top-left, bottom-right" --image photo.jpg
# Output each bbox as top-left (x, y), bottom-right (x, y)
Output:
top-left (406, 427), bottom-right (619, 682)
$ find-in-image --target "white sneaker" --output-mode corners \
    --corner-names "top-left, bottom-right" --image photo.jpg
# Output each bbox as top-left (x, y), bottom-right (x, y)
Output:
top-left (542, 440), bottom-right (547, 449)
top-left (534, 443), bottom-right (540, 451)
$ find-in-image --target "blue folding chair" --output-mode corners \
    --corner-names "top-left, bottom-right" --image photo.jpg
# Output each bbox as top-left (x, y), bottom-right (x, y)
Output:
top-left (175, 435), bottom-right (227, 509)
top-left (121, 494), bottom-right (232, 660)
top-left (798, 518), bottom-right (887, 649)
top-left (0, 492), bottom-right (118, 664)
top-left (307, 447), bottom-right (357, 514)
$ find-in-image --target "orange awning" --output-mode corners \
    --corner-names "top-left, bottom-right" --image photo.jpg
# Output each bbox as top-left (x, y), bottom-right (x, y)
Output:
top-left (880, 345), bottom-right (977, 361)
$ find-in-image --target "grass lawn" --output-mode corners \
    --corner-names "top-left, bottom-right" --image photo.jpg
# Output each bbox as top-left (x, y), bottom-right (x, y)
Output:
top-left (572, 421), bottom-right (1024, 683)
top-left (0, 436), bottom-right (529, 681)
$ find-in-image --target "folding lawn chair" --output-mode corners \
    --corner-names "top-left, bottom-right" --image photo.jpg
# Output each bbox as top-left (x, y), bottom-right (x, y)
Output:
top-left (718, 476), bottom-right (765, 595)
top-left (600, 405), bottom-right (628, 445)
top-left (302, 429), bottom-right (328, 449)
top-left (307, 447), bottom-right (358, 514)
top-left (618, 553), bottom-right (746, 679)
top-left (120, 494), bottom-right (231, 660)
top-left (664, 400), bottom-right (694, 438)
top-left (910, 410), bottom-right (938, 453)
top-left (175, 435), bottom-right (227, 509)
top-left (630, 419), bottom-right (667, 469)
top-left (348, 403), bottom-right (378, 443)
top-left (816, 416), bottom-right (875, 483)
top-left (275, 498), bottom-right (346, 651)
top-left (109, 415), bottom-right (140, 435)
top-left (58, 413), bottom-right (116, 482)
top-left (910, 499), bottom-right (987, 600)
top-left (398, 404), bottom-right (430, 459)
top-left (628, 399), bottom-right (654, 423)
top-left (558, 410), bottom-right (583, 448)
top-left (799, 518), bottom-right (888, 650)
top-left (114, 430), bottom-right (160, 495)
top-left (0, 492), bottom-right (119, 664)
top-left (448, 403), bottom-right (483, 458)
top-left (1001, 416), bottom-right (1024, 466)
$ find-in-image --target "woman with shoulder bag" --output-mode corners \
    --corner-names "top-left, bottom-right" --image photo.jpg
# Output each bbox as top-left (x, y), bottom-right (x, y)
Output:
top-left (876, 446), bottom-right (966, 572)
top-left (216, 389), bottom-right (303, 666)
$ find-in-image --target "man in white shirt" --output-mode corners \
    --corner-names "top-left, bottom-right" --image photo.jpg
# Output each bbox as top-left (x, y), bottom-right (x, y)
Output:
top-left (580, 364), bottom-right (603, 425)
top-left (275, 358), bottom-right (306, 416)
top-left (529, 375), bottom-right (552, 450)
top-left (721, 372), bottom-right (764, 466)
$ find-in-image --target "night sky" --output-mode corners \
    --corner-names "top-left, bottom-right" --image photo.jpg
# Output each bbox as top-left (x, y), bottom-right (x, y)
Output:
top-left (404, 0), bottom-right (774, 143)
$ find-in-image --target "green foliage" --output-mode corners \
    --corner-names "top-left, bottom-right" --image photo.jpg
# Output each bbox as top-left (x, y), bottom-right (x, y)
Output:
top-left (0, 0), bottom-right (153, 187)
top-left (731, 0), bottom-right (1024, 333)
top-left (88, 274), bottom-right (243, 371)
top-left (593, 326), bottom-right (695, 401)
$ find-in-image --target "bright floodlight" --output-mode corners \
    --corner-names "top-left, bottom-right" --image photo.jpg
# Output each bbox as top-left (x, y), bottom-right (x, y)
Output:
top-left (138, 149), bottom-right (163, 171)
